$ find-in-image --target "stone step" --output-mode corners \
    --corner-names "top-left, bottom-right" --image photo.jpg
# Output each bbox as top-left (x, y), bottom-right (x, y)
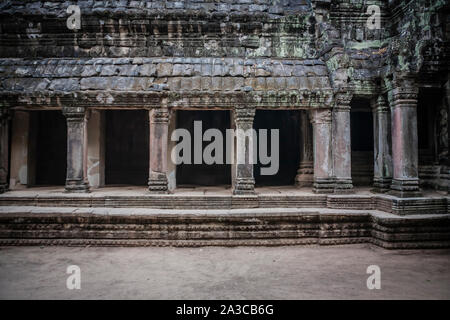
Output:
top-left (0, 193), bottom-right (448, 215)
top-left (0, 207), bottom-right (448, 249)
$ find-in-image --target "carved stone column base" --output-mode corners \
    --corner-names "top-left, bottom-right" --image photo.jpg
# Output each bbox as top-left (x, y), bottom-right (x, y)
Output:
top-left (295, 163), bottom-right (314, 187)
top-left (233, 178), bottom-right (255, 195)
top-left (148, 177), bottom-right (169, 194)
top-left (65, 181), bottom-right (90, 193)
top-left (372, 177), bottom-right (392, 193)
top-left (313, 178), bottom-right (335, 194)
top-left (334, 179), bottom-right (353, 194)
top-left (389, 178), bottom-right (422, 198)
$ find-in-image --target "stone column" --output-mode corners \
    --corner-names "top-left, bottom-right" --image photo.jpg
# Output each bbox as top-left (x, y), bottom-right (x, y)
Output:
top-left (389, 75), bottom-right (421, 197)
top-left (62, 106), bottom-right (90, 193)
top-left (295, 110), bottom-right (314, 187)
top-left (371, 95), bottom-right (392, 192)
top-left (332, 93), bottom-right (353, 193)
top-left (167, 109), bottom-right (177, 192)
top-left (233, 107), bottom-right (255, 195)
top-left (0, 108), bottom-right (10, 193)
top-left (87, 110), bottom-right (105, 188)
top-left (311, 109), bottom-right (334, 193)
top-left (148, 107), bottom-right (169, 193)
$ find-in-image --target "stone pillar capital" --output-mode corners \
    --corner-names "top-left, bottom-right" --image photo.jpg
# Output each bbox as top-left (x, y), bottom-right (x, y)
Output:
top-left (62, 106), bottom-right (87, 120)
top-left (150, 107), bottom-right (170, 124)
top-left (390, 74), bottom-right (419, 106)
top-left (334, 92), bottom-right (353, 110)
top-left (334, 105), bottom-right (351, 112)
top-left (310, 109), bottom-right (332, 124)
top-left (234, 107), bottom-right (255, 125)
top-left (371, 95), bottom-right (389, 113)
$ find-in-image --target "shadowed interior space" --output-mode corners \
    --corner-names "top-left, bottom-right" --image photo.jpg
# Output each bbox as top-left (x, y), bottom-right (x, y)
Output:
top-left (418, 87), bottom-right (443, 165)
top-left (33, 111), bottom-right (67, 186)
top-left (253, 110), bottom-right (300, 186)
top-left (351, 98), bottom-right (374, 186)
top-left (176, 110), bottom-right (231, 187)
top-left (105, 110), bottom-right (149, 186)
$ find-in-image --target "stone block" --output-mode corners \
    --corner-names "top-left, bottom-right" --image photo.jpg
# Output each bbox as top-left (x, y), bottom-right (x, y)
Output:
top-left (211, 77), bottom-right (222, 91)
top-left (139, 64), bottom-right (157, 76)
top-left (168, 77), bottom-right (181, 91)
top-left (49, 78), bottom-right (80, 91)
top-left (212, 64), bottom-right (223, 76)
top-left (180, 77), bottom-right (192, 91)
top-left (201, 77), bottom-right (212, 91)
top-left (233, 77), bottom-right (244, 91)
top-left (191, 77), bottom-right (201, 91)
top-left (157, 63), bottom-right (173, 77)
top-left (201, 63), bottom-right (212, 76)
top-left (222, 77), bottom-right (234, 91)
top-left (80, 77), bottom-right (110, 90)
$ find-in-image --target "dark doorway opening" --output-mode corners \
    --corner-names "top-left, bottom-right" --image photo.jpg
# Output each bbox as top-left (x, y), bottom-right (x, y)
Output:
top-left (105, 110), bottom-right (149, 185)
top-left (418, 87), bottom-right (442, 165)
top-left (350, 98), bottom-right (374, 186)
top-left (34, 111), bottom-right (67, 186)
top-left (253, 110), bottom-right (301, 186)
top-left (176, 110), bottom-right (231, 186)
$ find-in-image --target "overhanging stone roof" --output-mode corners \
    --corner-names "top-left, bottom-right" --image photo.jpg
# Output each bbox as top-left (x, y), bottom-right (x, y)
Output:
top-left (0, 57), bottom-right (333, 109)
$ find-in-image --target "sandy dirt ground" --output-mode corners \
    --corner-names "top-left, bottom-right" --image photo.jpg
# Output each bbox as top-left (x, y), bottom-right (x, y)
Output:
top-left (0, 244), bottom-right (449, 300)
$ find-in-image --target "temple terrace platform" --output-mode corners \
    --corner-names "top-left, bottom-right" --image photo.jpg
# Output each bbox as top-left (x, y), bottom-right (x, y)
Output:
top-left (0, 187), bottom-right (448, 249)
top-left (0, 186), bottom-right (448, 214)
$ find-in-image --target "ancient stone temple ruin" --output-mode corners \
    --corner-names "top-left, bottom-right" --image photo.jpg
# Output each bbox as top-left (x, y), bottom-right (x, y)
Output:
top-left (0, 0), bottom-right (449, 248)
